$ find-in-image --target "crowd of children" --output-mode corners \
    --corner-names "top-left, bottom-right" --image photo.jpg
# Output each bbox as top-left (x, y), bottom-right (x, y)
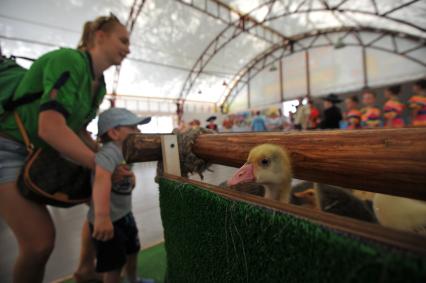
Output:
top-left (177, 80), bottom-right (426, 134)
top-left (291, 79), bottom-right (426, 131)
top-left (342, 79), bottom-right (426, 130)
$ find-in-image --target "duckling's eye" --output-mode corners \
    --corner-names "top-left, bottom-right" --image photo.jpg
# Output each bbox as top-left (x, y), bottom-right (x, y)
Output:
top-left (260, 158), bottom-right (270, 167)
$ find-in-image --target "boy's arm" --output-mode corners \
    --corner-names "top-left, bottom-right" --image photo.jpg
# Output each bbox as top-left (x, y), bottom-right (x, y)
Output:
top-left (92, 164), bottom-right (114, 241)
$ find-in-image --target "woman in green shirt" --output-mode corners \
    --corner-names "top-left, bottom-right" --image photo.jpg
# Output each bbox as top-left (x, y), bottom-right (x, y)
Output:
top-left (0, 14), bottom-right (130, 282)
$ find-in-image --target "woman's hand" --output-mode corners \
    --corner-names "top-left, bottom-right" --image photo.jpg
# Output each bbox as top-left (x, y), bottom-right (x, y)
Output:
top-left (93, 215), bottom-right (114, 241)
top-left (112, 164), bottom-right (136, 188)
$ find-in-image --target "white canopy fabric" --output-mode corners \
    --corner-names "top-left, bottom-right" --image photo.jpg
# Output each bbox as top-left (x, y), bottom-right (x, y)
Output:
top-left (1, 0), bottom-right (425, 113)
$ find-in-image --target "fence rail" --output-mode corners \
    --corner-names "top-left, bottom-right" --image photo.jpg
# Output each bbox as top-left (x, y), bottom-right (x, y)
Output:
top-left (123, 128), bottom-right (426, 200)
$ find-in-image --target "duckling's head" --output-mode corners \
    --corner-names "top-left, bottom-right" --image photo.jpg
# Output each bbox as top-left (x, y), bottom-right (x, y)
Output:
top-left (227, 144), bottom-right (292, 190)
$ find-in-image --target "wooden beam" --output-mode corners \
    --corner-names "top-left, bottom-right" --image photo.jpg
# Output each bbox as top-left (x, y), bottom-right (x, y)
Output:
top-left (123, 128), bottom-right (426, 200)
top-left (123, 134), bottom-right (162, 163)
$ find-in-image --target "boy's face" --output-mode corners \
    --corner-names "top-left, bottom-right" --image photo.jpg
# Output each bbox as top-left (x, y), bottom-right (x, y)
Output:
top-left (109, 125), bottom-right (140, 143)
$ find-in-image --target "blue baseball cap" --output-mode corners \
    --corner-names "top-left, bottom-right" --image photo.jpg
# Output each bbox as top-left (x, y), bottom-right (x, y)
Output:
top-left (98, 108), bottom-right (151, 136)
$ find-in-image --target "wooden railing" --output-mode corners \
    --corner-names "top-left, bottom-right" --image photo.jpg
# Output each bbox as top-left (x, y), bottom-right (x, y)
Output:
top-left (123, 128), bottom-right (426, 200)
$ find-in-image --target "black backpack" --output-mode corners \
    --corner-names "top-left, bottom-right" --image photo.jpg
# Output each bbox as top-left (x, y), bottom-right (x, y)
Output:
top-left (0, 55), bottom-right (37, 115)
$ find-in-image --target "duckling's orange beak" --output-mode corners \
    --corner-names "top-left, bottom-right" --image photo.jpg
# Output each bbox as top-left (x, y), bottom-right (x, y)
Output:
top-left (227, 163), bottom-right (255, 186)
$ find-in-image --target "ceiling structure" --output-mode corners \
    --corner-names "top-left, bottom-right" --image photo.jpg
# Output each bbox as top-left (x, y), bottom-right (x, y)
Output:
top-left (1, 0), bottom-right (425, 113)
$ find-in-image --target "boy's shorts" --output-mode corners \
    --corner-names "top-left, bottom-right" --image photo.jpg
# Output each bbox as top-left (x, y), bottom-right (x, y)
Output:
top-left (0, 137), bottom-right (26, 184)
top-left (90, 212), bottom-right (141, 272)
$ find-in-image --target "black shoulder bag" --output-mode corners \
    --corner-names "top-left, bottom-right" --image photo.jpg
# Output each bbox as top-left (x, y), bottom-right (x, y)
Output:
top-left (14, 112), bottom-right (92, 207)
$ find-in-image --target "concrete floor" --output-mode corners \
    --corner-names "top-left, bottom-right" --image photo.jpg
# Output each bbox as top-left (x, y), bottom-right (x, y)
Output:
top-left (0, 162), bottom-right (237, 283)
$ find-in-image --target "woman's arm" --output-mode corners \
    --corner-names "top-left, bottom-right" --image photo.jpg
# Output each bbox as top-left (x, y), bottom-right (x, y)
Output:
top-left (78, 128), bottom-right (99, 152)
top-left (92, 165), bottom-right (114, 241)
top-left (38, 110), bottom-right (95, 169)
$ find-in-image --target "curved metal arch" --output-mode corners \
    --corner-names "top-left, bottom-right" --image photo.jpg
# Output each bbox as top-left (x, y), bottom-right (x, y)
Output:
top-left (176, 0), bottom-right (425, 101)
top-left (220, 27), bottom-right (426, 112)
top-left (264, 0), bottom-right (425, 33)
top-left (113, 0), bottom-right (146, 101)
top-left (175, 0), bottom-right (294, 101)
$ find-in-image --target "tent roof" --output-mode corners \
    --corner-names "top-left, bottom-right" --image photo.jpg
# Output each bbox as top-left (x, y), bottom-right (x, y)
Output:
top-left (1, 0), bottom-right (425, 109)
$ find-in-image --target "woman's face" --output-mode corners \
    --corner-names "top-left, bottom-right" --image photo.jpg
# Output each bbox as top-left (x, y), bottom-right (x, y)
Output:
top-left (100, 24), bottom-right (130, 66)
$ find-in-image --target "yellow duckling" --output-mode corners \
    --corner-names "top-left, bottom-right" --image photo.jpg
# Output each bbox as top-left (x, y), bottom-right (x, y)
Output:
top-left (227, 144), bottom-right (292, 203)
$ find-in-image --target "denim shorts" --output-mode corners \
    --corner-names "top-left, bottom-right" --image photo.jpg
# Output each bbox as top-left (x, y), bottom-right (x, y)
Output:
top-left (0, 136), bottom-right (27, 184)
top-left (89, 212), bottom-right (141, 272)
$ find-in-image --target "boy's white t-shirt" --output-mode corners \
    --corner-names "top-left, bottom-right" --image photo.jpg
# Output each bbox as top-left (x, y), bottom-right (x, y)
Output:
top-left (87, 142), bottom-right (133, 224)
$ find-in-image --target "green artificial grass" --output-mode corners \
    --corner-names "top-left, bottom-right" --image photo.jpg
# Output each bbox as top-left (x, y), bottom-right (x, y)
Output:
top-left (137, 242), bottom-right (167, 283)
top-left (159, 178), bottom-right (426, 283)
top-left (58, 243), bottom-right (166, 283)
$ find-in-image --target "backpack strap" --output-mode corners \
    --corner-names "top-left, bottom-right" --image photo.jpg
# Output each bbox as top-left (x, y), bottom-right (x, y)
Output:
top-left (4, 92), bottom-right (43, 112)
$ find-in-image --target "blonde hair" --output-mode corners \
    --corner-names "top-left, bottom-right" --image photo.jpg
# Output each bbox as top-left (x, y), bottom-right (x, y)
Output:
top-left (77, 13), bottom-right (123, 51)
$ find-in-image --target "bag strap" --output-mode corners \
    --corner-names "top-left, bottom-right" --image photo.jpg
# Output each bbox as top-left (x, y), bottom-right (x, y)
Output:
top-left (13, 111), bottom-right (34, 155)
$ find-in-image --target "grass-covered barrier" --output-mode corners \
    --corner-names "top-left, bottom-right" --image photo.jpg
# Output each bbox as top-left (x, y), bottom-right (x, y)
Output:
top-left (159, 178), bottom-right (426, 283)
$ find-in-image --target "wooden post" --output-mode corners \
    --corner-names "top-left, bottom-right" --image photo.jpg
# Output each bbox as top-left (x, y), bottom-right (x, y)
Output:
top-left (123, 128), bottom-right (426, 200)
top-left (305, 50), bottom-right (311, 96)
top-left (279, 59), bottom-right (284, 102)
top-left (362, 47), bottom-right (368, 87)
top-left (160, 135), bottom-right (181, 176)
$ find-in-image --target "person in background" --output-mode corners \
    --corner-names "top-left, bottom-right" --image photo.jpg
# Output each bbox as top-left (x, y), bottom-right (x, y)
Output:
top-left (222, 116), bottom-right (234, 132)
top-left (206, 116), bottom-right (218, 132)
top-left (265, 108), bottom-right (284, 131)
top-left (251, 111), bottom-right (267, 132)
top-left (288, 111), bottom-right (296, 129)
top-left (383, 85), bottom-right (405, 128)
top-left (408, 79), bottom-right (426, 127)
top-left (89, 108), bottom-right (153, 283)
top-left (293, 97), bottom-right (310, 130)
top-left (344, 95), bottom-right (362, 129)
top-left (0, 14), bottom-right (132, 283)
top-left (189, 119), bottom-right (201, 129)
top-left (307, 99), bottom-right (320, 129)
top-left (175, 119), bottom-right (188, 133)
top-left (319, 93), bottom-right (343, 129)
top-left (361, 89), bottom-right (382, 128)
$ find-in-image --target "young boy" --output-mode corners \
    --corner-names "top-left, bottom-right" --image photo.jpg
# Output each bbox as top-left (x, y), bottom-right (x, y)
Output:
top-left (361, 89), bottom-right (382, 128)
top-left (344, 95), bottom-right (362, 130)
top-left (408, 79), bottom-right (426, 126)
top-left (88, 107), bottom-right (154, 283)
top-left (383, 85), bottom-right (405, 128)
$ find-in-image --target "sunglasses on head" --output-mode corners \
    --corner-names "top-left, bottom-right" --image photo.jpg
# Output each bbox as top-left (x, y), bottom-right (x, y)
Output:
top-left (94, 13), bottom-right (120, 31)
